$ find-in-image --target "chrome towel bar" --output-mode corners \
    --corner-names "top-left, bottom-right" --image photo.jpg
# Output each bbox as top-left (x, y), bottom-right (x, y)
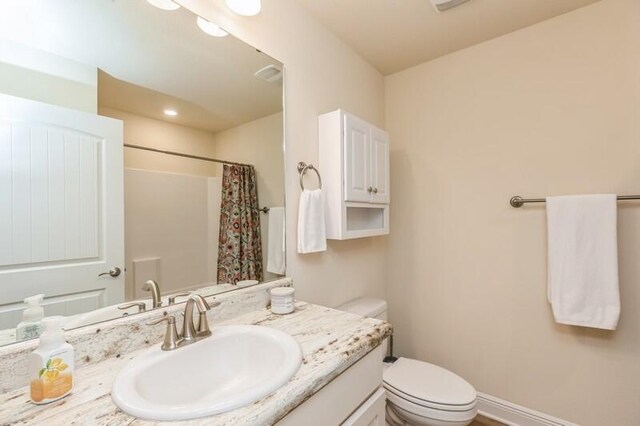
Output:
top-left (510, 194), bottom-right (640, 208)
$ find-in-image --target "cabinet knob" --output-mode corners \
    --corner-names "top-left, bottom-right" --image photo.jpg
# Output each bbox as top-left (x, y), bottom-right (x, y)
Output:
top-left (367, 186), bottom-right (373, 193)
top-left (373, 188), bottom-right (378, 194)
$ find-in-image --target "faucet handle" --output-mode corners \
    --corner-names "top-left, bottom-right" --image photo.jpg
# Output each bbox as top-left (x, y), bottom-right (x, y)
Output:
top-left (146, 315), bottom-right (180, 351)
top-left (168, 292), bottom-right (190, 305)
top-left (117, 302), bottom-right (146, 313)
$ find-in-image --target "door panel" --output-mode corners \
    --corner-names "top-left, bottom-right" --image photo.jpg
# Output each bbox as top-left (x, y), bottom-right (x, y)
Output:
top-left (369, 127), bottom-right (389, 204)
top-left (0, 128), bottom-right (101, 267)
top-left (0, 94), bottom-right (124, 329)
top-left (344, 113), bottom-right (371, 202)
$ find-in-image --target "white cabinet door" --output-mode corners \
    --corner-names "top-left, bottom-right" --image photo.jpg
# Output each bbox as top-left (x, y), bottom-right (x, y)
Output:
top-left (344, 113), bottom-right (371, 202)
top-left (369, 127), bottom-right (389, 204)
top-left (342, 387), bottom-right (387, 426)
top-left (0, 94), bottom-right (124, 328)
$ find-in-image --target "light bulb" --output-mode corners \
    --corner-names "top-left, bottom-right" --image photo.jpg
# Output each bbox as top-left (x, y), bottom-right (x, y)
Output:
top-left (196, 17), bottom-right (228, 37)
top-left (225, 0), bottom-right (261, 16)
top-left (146, 0), bottom-right (180, 11)
top-left (163, 109), bottom-right (178, 116)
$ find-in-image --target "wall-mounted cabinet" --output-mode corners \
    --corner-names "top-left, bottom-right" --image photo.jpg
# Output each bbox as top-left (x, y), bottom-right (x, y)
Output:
top-left (319, 110), bottom-right (390, 240)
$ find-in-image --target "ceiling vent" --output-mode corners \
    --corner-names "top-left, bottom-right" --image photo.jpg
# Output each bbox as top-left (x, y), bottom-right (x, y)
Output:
top-left (254, 65), bottom-right (283, 84)
top-left (430, 0), bottom-right (472, 12)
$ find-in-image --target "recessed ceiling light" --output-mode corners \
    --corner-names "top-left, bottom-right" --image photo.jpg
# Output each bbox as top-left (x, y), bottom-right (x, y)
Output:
top-left (196, 17), bottom-right (228, 37)
top-left (225, 0), bottom-right (261, 16)
top-left (146, 0), bottom-right (180, 11)
top-left (164, 109), bottom-right (178, 116)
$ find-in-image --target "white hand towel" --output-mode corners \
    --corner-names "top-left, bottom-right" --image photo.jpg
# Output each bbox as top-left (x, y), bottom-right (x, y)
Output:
top-left (297, 189), bottom-right (327, 254)
top-left (546, 194), bottom-right (620, 330)
top-left (267, 207), bottom-right (286, 275)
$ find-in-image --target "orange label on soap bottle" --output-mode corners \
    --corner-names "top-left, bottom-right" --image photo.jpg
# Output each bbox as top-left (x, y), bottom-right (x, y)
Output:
top-left (30, 357), bottom-right (72, 403)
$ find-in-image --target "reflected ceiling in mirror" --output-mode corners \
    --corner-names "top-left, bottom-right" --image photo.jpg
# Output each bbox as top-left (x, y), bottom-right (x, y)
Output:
top-left (0, 0), bottom-right (285, 347)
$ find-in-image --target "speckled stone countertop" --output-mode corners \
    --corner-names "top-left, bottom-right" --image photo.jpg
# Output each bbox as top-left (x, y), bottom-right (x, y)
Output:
top-left (0, 302), bottom-right (391, 426)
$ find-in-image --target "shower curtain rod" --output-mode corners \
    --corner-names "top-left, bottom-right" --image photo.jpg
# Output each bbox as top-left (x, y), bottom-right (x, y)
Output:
top-left (124, 144), bottom-right (252, 167)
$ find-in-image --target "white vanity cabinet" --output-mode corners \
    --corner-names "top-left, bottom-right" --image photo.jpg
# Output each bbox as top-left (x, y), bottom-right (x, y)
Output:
top-left (319, 110), bottom-right (390, 240)
top-left (277, 344), bottom-right (386, 426)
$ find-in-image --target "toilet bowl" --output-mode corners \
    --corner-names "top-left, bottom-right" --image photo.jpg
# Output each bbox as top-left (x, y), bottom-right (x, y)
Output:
top-left (337, 298), bottom-right (477, 426)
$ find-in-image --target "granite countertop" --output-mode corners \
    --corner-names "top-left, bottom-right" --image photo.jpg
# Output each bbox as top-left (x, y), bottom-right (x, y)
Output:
top-left (0, 302), bottom-right (392, 426)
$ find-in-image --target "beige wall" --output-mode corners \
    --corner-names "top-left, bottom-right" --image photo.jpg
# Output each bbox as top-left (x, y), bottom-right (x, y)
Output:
top-left (179, 0), bottom-right (387, 306)
top-left (0, 40), bottom-right (97, 113)
top-left (99, 107), bottom-right (220, 176)
top-left (384, 0), bottom-right (640, 424)
top-left (0, 61), bottom-right (96, 113)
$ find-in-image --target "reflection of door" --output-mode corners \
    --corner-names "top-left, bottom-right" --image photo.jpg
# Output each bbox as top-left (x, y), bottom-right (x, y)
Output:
top-left (0, 94), bottom-right (124, 328)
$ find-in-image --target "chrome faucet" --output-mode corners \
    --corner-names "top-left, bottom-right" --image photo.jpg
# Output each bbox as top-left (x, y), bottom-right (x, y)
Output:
top-left (143, 280), bottom-right (162, 308)
top-left (147, 295), bottom-right (219, 351)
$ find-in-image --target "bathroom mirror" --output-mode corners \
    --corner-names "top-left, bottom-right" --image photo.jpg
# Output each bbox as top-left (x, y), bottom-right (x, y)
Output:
top-left (0, 0), bottom-right (285, 347)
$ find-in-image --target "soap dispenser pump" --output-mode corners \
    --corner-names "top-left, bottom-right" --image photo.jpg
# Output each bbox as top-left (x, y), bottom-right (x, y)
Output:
top-left (16, 294), bottom-right (45, 341)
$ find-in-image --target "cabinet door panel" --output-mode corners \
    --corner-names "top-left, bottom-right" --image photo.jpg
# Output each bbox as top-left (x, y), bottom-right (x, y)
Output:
top-left (342, 387), bottom-right (387, 426)
top-left (344, 114), bottom-right (371, 202)
top-left (370, 127), bottom-right (389, 204)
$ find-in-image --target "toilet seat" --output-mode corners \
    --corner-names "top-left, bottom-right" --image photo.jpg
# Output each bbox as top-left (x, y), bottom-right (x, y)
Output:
top-left (383, 357), bottom-right (477, 423)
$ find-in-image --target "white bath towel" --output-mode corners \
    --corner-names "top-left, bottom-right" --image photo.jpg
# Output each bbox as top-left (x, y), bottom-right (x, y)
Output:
top-left (297, 189), bottom-right (326, 254)
top-left (267, 207), bottom-right (286, 275)
top-left (546, 194), bottom-right (620, 330)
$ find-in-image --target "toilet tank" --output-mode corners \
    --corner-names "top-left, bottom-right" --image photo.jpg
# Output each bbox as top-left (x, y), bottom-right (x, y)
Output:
top-left (338, 298), bottom-right (390, 360)
top-left (337, 298), bottom-right (388, 321)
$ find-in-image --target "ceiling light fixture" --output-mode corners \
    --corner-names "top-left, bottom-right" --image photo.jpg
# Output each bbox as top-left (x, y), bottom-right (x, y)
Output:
top-left (146, 0), bottom-right (180, 11)
top-left (225, 0), bottom-right (261, 16)
top-left (196, 17), bottom-right (228, 37)
top-left (163, 109), bottom-right (178, 116)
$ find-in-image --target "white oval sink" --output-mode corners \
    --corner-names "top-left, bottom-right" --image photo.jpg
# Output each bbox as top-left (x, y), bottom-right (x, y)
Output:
top-left (111, 325), bottom-right (302, 421)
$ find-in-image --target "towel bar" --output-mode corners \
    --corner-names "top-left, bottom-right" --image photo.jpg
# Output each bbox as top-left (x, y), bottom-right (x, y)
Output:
top-left (297, 162), bottom-right (323, 191)
top-left (510, 195), bottom-right (640, 208)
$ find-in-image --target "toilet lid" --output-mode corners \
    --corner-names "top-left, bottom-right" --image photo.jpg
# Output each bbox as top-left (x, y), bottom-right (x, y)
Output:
top-left (383, 358), bottom-right (476, 407)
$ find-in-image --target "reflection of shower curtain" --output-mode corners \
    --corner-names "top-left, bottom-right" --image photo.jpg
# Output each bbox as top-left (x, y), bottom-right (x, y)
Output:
top-left (217, 164), bottom-right (263, 284)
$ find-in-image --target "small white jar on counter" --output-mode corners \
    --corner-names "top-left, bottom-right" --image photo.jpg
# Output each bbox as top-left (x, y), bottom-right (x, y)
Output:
top-left (270, 287), bottom-right (295, 314)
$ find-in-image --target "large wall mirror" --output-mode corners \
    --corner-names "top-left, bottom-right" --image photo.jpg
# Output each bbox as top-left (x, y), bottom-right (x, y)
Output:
top-left (0, 0), bottom-right (285, 346)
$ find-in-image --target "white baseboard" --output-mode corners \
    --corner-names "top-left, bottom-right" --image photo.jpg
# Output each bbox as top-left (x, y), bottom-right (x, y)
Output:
top-left (477, 393), bottom-right (579, 426)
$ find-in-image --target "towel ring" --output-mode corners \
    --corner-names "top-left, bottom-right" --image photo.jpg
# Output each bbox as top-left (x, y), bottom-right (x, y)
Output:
top-left (297, 161), bottom-right (323, 191)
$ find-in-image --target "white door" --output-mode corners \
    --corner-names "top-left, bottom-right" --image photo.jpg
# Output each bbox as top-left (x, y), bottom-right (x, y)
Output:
top-left (344, 113), bottom-right (371, 202)
top-left (369, 127), bottom-right (389, 204)
top-left (0, 94), bottom-right (124, 329)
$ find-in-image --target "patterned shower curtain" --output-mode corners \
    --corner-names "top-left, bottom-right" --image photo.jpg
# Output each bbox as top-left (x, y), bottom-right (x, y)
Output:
top-left (217, 164), bottom-right (264, 284)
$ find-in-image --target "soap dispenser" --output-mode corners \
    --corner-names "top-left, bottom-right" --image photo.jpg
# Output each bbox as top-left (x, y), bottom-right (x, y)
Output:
top-left (16, 294), bottom-right (45, 341)
top-left (29, 317), bottom-right (74, 404)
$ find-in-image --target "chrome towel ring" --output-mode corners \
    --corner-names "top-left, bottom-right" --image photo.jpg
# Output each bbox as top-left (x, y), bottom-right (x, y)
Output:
top-left (297, 161), bottom-right (323, 191)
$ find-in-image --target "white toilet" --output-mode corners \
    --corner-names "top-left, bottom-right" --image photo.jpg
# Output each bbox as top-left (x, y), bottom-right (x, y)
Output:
top-left (337, 298), bottom-right (478, 426)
